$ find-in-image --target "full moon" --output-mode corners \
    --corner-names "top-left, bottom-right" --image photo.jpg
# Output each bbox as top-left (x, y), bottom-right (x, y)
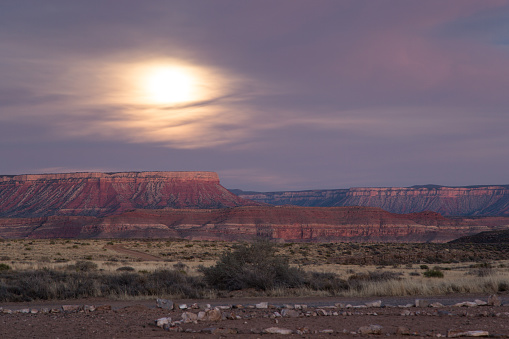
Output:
top-left (143, 66), bottom-right (197, 104)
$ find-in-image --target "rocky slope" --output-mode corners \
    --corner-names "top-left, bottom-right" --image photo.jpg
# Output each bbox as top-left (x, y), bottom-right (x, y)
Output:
top-left (0, 171), bottom-right (258, 218)
top-left (1, 206), bottom-right (507, 242)
top-left (231, 185), bottom-right (509, 216)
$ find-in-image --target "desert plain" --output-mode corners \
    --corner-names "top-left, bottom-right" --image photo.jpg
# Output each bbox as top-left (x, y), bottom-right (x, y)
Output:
top-left (1, 239), bottom-right (509, 338)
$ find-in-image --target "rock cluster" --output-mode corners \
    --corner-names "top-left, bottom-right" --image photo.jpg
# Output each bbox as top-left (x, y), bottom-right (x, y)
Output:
top-left (150, 296), bottom-right (508, 336)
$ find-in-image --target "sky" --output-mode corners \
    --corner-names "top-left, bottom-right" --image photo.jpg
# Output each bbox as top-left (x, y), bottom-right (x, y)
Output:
top-left (1, 0), bottom-right (508, 191)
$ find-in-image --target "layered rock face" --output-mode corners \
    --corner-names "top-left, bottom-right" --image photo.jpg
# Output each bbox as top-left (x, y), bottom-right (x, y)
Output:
top-left (0, 171), bottom-right (258, 218)
top-left (232, 185), bottom-right (509, 216)
top-left (1, 206), bottom-right (507, 242)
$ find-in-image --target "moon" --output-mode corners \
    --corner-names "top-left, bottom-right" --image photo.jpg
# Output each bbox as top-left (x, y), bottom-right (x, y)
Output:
top-left (143, 66), bottom-right (197, 104)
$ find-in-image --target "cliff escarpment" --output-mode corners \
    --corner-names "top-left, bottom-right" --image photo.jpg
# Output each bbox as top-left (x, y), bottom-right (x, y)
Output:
top-left (1, 206), bottom-right (507, 242)
top-left (231, 185), bottom-right (509, 216)
top-left (0, 171), bottom-right (258, 217)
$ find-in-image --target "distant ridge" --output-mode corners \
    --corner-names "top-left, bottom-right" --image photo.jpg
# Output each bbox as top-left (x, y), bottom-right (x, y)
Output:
top-left (231, 185), bottom-right (509, 216)
top-left (0, 171), bottom-right (259, 218)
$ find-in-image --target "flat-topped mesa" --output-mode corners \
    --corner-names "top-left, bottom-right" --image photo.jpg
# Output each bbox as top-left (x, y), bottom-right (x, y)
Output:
top-left (0, 171), bottom-right (220, 183)
top-left (0, 171), bottom-right (256, 218)
top-left (235, 185), bottom-right (509, 216)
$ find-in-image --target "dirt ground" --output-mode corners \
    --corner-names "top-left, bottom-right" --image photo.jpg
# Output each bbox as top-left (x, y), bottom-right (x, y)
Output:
top-left (2, 295), bottom-right (509, 338)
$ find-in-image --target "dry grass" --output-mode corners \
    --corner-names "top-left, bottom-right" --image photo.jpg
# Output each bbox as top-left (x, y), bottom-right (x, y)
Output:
top-left (2, 239), bottom-right (509, 299)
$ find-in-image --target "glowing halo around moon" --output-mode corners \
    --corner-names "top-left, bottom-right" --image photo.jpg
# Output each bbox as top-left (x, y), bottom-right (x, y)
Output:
top-left (143, 66), bottom-right (197, 104)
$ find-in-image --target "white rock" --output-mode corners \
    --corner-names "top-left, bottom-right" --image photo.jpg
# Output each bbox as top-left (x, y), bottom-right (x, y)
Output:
top-left (365, 300), bottom-right (382, 308)
top-left (181, 312), bottom-right (198, 323)
top-left (255, 302), bottom-right (268, 309)
top-left (358, 324), bottom-right (383, 335)
top-left (156, 298), bottom-right (174, 310)
top-left (415, 299), bottom-right (429, 308)
top-left (263, 327), bottom-right (293, 335)
top-left (281, 309), bottom-right (300, 318)
top-left (155, 317), bottom-right (171, 328)
top-left (178, 304), bottom-right (188, 310)
top-left (474, 299), bottom-right (487, 306)
top-left (447, 329), bottom-right (489, 337)
top-left (197, 311), bottom-right (206, 321)
top-left (488, 294), bottom-right (502, 307)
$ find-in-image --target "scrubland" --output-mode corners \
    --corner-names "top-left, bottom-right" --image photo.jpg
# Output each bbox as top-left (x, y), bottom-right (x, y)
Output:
top-left (0, 239), bottom-right (508, 301)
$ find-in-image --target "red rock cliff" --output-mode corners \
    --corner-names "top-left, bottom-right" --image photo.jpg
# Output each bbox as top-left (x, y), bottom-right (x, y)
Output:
top-left (0, 171), bottom-right (258, 217)
top-left (1, 206), bottom-right (506, 242)
top-left (233, 185), bottom-right (509, 216)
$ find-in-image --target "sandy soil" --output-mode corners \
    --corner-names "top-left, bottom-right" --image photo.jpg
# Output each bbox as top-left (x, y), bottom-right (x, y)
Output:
top-left (1, 295), bottom-right (509, 338)
top-left (104, 244), bottom-right (164, 261)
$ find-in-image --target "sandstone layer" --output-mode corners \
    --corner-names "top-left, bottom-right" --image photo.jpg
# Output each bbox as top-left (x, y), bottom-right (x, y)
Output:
top-left (0, 171), bottom-right (258, 218)
top-left (231, 185), bottom-right (509, 216)
top-left (1, 206), bottom-right (507, 242)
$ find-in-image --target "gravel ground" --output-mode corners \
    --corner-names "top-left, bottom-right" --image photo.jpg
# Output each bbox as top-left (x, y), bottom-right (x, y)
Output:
top-left (2, 295), bottom-right (509, 338)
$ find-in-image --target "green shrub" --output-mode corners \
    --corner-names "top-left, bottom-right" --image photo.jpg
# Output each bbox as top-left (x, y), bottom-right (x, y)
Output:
top-left (0, 263), bottom-right (11, 271)
top-left (423, 268), bottom-right (444, 278)
top-left (420, 265), bottom-right (429, 270)
top-left (199, 241), bottom-right (304, 291)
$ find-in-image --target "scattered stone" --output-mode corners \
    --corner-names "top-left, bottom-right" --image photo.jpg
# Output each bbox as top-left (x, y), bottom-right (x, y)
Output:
top-left (296, 327), bottom-right (310, 335)
top-left (488, 294), bottom-right (502, 307)
top-left (398, 304), bottom-right (413, 308)
top-left (263, 327), bottom-right (293, 335)
top-left (95, 305), bottom-right (112, 312)
top-left (474, 299), bottom-right (487, 306)
top-left (217, 305), bottom-right (231, 310)
top-left (396, 326), bottom-right (411, 335)
top-left (204, 308), bottom-right (222, 321)
top-left (181, 311), bottom-right (198, 323)
top-left (430, 302), bottom-right (444, 308)
top-left (321, 329), bottom-right (334, 334)
top-left (255, 302), bottom-right (268, 309)
top-left (40, 308), bottom-right (50, 314)
top-left (415, 299), bottom-right (429, 308)
top-left (400, 310), bottom-right (412, 316)
top-left (335, 303), bottom-right (346, 308)
top-left (61, 305), bottom-right (81, 313)
top-left (281, 309), bottom-right (300, 318)
top-left (30, 309), bottom-right (38, 314)
top-left (156, 298), bottom-right (174, 310)
top-left (283, 304), bottom-right (294, 309)
top-left (366, 300), bottom-right (382, 308)
top-left (447, 330), bottom-right (489, 337)
top-left (273, 311), bottom-right (282, 318)
top-left (178, 304), bottom-right (188, 310)
top-left (201, 327), bottom-right (238, 334)
top-left (191, 303), bottom-right (200, 309)
top-left (84, 305), bottom-right (96, 312)
top-left (316, 308), bottom-right (329, 316)
top-left (155, 317), bottom-right (171, 328)
top-left (358, 324), bottom-right (383, 335)
top-left (2, 309), bottom-right (12, 314)
top-left (163, 324), bottom-right (182, 332)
